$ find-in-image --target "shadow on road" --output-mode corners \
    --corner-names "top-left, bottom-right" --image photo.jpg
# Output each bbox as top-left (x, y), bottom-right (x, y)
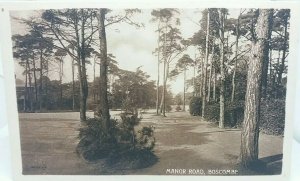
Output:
top-left (199, 129), bottom-right (240, 134)
top-left (260, 154), bottom-right (283, 175)
top-left (260, 154), bottom-right (283, 163)
top-left (238, 154), bottom-right (283, 175)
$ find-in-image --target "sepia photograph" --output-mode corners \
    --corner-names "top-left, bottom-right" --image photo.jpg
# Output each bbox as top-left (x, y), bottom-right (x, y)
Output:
top-left (9, 7), bottom-right (289, 176)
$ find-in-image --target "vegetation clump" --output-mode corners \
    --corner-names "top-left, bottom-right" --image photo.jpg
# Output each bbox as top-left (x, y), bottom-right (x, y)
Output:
top-left (192, 99), bottom-right (285, 136)
top-left (189, 97), bottom-right (202, 116)
top-left (260, 99), bottom-right (285, 136)
top-left (203, 101), bottom-right (220, 122)
top-left (76, 113), bottom-right (157, 169)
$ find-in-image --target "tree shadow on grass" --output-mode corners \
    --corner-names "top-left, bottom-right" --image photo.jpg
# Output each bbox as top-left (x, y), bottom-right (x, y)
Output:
top-left (260, 154), bottom-right (283, 175)
top-left (105, 149), bottom-right (159, 171)
top-left (237, 154), bottom-right (283, 175)
top-left (199, 129), bottom-right (240, 134)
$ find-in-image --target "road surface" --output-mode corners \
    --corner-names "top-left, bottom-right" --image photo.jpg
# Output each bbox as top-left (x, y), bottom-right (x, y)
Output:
top-left (18, 110), bottom-right (283, 175)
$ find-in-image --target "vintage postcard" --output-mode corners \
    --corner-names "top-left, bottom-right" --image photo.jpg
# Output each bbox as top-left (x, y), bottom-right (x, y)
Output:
top-left (0, 0), bottom-right (299, 181)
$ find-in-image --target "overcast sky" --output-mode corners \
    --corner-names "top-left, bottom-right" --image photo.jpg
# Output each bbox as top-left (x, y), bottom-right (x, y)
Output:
top-left (10, 9), bottom-right (240, 94)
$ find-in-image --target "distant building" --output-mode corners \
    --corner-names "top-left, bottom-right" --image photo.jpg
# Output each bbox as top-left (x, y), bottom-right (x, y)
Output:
top-left (15, 78), bottom-right (34, 112)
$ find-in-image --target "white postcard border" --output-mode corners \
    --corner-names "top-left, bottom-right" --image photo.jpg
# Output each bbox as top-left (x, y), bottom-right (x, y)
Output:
top-left (0, 1), bottom-right (299, 181)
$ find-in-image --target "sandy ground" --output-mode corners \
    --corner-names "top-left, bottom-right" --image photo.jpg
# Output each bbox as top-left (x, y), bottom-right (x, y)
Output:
top-left (18, 110), bottom-right (283, 175)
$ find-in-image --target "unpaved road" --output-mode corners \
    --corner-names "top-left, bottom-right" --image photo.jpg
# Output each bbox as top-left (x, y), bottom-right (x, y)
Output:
top-left (19, 111), bottom-right (283, 175)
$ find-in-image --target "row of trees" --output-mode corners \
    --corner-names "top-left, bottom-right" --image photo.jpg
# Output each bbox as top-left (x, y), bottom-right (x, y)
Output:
top-left (150, 8), bottom-right (289, 168)
top-left (13, 9), bottom-right (180, 117)
top-left (187, 8), bottom-right (289, 168)
top-left (13, 9), bottom-right (144, 121)
top-left (15, 70), bottom-right (173, 112)
top-left (165, 8), bottom-right (289, 126)
top-left (151, 9), bottom-right (191, 116)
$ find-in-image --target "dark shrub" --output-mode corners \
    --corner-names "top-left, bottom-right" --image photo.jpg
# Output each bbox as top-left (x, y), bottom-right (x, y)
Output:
top-left (204, 101), bottom-right (219, 122)
top-left (195, 97), bottom-right (285, 135)
top-left (175, 105), bottom-right (182, 112)
top-left (117, 113), bottom-right (140, 146)
top-left (224, 100), bottom-right (245, 127)
top-left (189, 97), bottom-right (202, 116)
top-left (108, 113), bottom-right (157, 168)
top-left (204, 100), bottom-right (244, 127)
top-left (166, 104), bottom-right (172, 112)
top-left (260, 99), bottom-right (285, 135)
top-left (77, 113), bottom-right (157, 169)
top-left (76, 117), bottom-right (118, 161)
top-left (136, 126), bottom-right (155, 150)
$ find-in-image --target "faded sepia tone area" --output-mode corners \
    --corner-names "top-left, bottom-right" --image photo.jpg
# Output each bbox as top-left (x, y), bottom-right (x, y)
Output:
top-left (11, 8), bottom-right (289, 175)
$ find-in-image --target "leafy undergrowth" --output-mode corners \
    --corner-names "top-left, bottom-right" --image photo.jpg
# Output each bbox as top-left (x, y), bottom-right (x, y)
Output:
top-left (260, 99), bottom-right (285, 136)
top-left (76, 114), bottom-right (158, 170)
top-left (190, 97), bottom-right (286, 136)
top-left (189, 97), bottom-right (202, 116)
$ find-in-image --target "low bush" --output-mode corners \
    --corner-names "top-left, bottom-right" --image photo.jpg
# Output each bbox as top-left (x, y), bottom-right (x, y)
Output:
top-left (76, 113), bottom-right (157, 169)
top-left (191, 97), bottom-right (285, 136)
top-left (260, 99), bottom-right (285, 135)
top-left (166, 104), bottom-right (172, 112)
top-left (175, 105), bottom-right (182, 112)
top-left (189, 97), bottom-right (202, 116)
top-left (223, 99), bottom-right (285, 135)
top-left (203, 101), bottom-right (244, 127)
top-left (203, 101), bottom-right (219, 122)
top-left (224, 101), bottom-right (245, 127)
top-left (76, 117), bottom-right (118, 161)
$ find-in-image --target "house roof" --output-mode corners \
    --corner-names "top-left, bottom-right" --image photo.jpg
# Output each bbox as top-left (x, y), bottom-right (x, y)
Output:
top-left (15, 78), bottom-right (25, 87)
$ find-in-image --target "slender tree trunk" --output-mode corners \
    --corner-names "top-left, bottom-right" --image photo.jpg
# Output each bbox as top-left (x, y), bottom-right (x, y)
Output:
top-left (207, 42), bottom-right (214, 102)
top-left (213, 67), bottom-right (216, 101)
top-left (183, 68), bottom-right (186, 111)
top-left (24, 60), bottom-right (28, 112)
top-left (219, 10), bottom-right (225, 129)
top-left (32, 56), bottom-right (38, 111)
top-left (159, 82), bottom-right (164, 113)
top-left (268, 49), bottom-right (272, 99)
top-left (77, 10), bottom-right (89, 121)
top-left (231, 13), bottom-right (240, 102)
top-left (202, 10), bottom-right (210, 117)
top-left (160, 62), bottom-right (168, 115)
top-left (28, 62), bottom-right (33, 111)
top-left (45, 57), bottom-right (49, 110)
top-left (207, 62), bottom-right (212, 102)
top-left (93, 56), bottom-right (96, 104)
top-left (276, 50), bottom-right (281, 80)
top-left (98, 8), bottom-right (111, 130)
top-left (193, 52), bottom-right (196, 96)
top-left (81, 14), bottom-right (88, 118)
top-left (273, 50), bottom-right (281, 98)
top-left (73, 13), bottom-right (87, 121)
top-left (199, 50), bottom-right (203, 98)
top-left (59, 58), bottom-right (63, 109)
top-left (277, 15), bottom-right (288, 85)
top-left (231, 58), bottom-right (238, 102)
top-left (262, 10), bottom-right (274, 98)
top-left (269, 49), bottom-right (272, 83)
top-left (161, 22), bottom-right (167, 117)
top-left (72, 54), bottom-right (75, 111)
top-left (240, 9), bottom-right (273, 168)
top-left (77, 62), bottom-right (87, 121)
top-left (29, 79), bottom-right (33, 111)
top-left (39, 49), bottom-right (43, 111)
top-left (156, 23), bottom-right (161, 115)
